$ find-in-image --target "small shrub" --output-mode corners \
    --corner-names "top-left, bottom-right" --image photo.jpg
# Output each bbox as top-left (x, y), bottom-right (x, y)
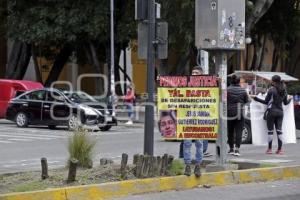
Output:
top-left (68, 131), bottom-right (96, 168)
top-left (11, 181), bottom-right (45, 193)
top-left (168, 159), bottom-right (184, 176)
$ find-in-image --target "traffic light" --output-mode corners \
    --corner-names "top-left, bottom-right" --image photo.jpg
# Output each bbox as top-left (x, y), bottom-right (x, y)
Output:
top-left (136, 0), bottom-right (168, 59)
top-left (135, 0), bottom-right (148, 20)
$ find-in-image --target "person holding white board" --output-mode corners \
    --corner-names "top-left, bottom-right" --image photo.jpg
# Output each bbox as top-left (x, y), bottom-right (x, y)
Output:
top-left (251, 75), bottom-right (293, 154)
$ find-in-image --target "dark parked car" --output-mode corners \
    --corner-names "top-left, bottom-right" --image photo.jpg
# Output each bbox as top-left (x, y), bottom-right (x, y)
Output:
top-left (6, 88), bottom-right (104, 130)
top-left (63, 91), bottom-right (117, 131)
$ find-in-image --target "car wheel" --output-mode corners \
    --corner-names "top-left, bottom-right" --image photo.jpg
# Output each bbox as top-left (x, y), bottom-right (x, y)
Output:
top-left (48, 125), bottom-right (57, 130)
top-left (15, 112), bottom-right (28, 128)
top-left (68, 114), bottom-right (81, 131)
top-left (242, 122), bottom-right (252, 144)
top-left (99, 125), bottom-right (112, 131)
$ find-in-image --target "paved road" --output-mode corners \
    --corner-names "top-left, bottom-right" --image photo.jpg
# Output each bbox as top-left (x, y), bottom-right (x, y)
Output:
top-left (114, 179), bottom-right (300, 200)
top-left (0, 120), bottom-right (300, 174)
top-left (0, 120), bottom-right (180, 173)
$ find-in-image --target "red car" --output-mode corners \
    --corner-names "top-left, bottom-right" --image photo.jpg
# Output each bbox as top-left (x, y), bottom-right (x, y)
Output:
top-left (0, 79), bottom-right (43, 119)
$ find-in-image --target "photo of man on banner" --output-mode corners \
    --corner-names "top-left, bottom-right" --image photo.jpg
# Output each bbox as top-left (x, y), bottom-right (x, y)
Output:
top-left (158, 110), bottom-right (177, 139)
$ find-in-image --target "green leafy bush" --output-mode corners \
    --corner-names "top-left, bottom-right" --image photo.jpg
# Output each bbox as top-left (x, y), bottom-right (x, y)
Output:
top-left (287, 83), bottom-right (300, 94)
top-left (168, 159), bottom-right (184, 176)
top-left (68, 131), bottom-right (96, 168)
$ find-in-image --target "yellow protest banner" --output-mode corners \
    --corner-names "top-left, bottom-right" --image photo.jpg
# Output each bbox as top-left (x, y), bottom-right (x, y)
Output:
top-left (157, 76), bottom-right (219, 140)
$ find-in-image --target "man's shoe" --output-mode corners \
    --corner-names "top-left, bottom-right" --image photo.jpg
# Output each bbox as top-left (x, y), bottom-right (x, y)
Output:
top-left (184, 165), bottom-right (191, 176)
top-left (266, 149), bottom-right (272, 154)
top-left (203, 152), bottom-right (212, 157)
top-left (125, 120), bottom-right (133, 125)
top-left (234, 149), bottom-right (241, 156)
top-left (194, 164), bottom-right (201, 177)
top-left (276, 149), bottom-right (283, 155)
top-left (228, 149), bottom-right (234, 155)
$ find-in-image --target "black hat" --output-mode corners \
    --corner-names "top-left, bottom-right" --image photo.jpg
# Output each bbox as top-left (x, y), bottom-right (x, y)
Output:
top-left (271, 75), bottom-right (281, 83)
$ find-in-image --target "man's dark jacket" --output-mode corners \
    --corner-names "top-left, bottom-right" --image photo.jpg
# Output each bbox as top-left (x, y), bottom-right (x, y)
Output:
top-left (227, 84), bottom-right (250, 117)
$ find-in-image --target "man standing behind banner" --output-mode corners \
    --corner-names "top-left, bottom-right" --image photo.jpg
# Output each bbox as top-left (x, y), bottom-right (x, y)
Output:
top-left (183, 66), bottom-right (204, 177)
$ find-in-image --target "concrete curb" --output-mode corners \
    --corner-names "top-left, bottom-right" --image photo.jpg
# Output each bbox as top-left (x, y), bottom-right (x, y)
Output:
top-left (1, 165), bottom-right (300, 200)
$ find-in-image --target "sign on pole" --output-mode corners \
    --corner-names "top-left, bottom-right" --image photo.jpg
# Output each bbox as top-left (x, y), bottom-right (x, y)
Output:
top-left (157, 75), bottom-right (219, 140)
top-left (195, 0), bottom-right (245, 50)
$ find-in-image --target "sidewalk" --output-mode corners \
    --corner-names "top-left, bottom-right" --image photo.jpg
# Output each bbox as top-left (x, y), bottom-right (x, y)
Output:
top-left (0, 118), bottom-right (299, 200)
top-left (1, 134), bottom-right (299, 200)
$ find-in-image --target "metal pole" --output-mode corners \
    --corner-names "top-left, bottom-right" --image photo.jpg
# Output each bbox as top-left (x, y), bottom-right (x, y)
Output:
top-left (144, 0), bottom-right (156, 155)
top-left (123, 46), bottom-right (127, 93)
top-left (215, 51), bottom-right (227, 166)
top-left (254, 70), bottom-right (257, 95)
top-left (110, 0), bottom-right (116, 116)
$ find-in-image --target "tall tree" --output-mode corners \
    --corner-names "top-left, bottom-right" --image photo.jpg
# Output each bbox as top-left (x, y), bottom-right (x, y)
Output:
top-left (250, 0), bottom-right (300, 72)
top-left (4, 0), bottom-right (136, 95)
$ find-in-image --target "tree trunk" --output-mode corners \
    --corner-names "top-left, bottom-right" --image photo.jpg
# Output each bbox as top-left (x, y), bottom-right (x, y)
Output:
top-left (292, 55), bottom-right (300, 75)
top-left (5, 41), bottom-right (31, 80)
top-left (250, 42), bottom-right (257, 70)
top-left (246, 0), bottom-right (274, 37)
top-left (245, 44), bottom-right (250, 70)
top-left (271, 44), bottom-right (280, 72)
top-left (87, 42), bottom-right (104, 96)
top-left (45, 45), bottom-right (72, 87)
top-left (173, 48), bottom-right (191, 75)
top-left (286, 38), bottom-right (300, 75)
top-left (13, 43), bottom-right (31, 80)
top-left (251, 34), bottom-right (265, 70)
top-left (5, 41), bottom-right (22, 78)
top-left (258, 35), bottom-right (267, 70)
top-left (31, 46), bottom-right (43, 83)
top-left (158, 59), bottom-right (169, 75)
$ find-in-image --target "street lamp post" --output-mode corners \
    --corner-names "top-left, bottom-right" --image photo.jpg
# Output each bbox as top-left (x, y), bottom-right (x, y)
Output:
top-left (144, 0), bottom-right (156, 156)
top-left (110, 0), bottom-right (116, 117)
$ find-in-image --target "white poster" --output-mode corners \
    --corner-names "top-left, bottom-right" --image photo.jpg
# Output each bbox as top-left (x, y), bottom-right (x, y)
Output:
top-left (250, 94), bottom-right (296, 146)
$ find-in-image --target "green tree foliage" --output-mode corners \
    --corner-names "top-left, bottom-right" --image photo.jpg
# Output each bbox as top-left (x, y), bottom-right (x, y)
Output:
top-left (158, 0), bottom-right (196, 75)
top-left (160, 0), bottom-right (195, 53)
top-left (251, 0), bottom-right (300, 72)
top-left (4, 0), bottom-right (136, 88)
top-left (3, 0), bottom-right (299, 80)
top-left (6, 0), bottom-right (135, 47)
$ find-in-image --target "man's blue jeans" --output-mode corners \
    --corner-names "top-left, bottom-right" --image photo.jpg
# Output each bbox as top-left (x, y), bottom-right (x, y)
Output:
top-left (126, 103), bottom-right (134, 119)
top-left (203, 140), bottom-right (208, 153)
top-left (183, 139), bottom-right (203, 164)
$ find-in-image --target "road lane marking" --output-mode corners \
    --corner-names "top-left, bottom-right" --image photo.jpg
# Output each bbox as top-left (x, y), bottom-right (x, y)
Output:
top-left (0, 132), bottom-right (68, 139)
top-left (0, 134), bottom-right (60, 140)
top-left (8, 138), bottom-right (32, 141)
top-left (0, 127), bottom-right (69, 136)
top-left (0, 140), bottom-right (12, 143)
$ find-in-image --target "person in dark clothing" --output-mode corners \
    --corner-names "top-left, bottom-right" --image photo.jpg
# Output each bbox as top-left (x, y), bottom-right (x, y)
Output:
top-left (252, 75), bottom-right (292, 154)
top-left (227, 75), bottom-right (250, 156)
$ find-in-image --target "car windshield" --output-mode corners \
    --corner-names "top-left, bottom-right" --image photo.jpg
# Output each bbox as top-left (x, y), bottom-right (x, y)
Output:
top-left (65, 91), bottom-right (97, 103)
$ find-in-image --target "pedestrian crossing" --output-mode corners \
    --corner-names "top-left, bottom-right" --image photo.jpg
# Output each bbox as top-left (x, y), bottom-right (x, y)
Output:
top-left (0, 127), bottom-right (70, 144)
top-left (0, 125), bottom-right (139, 144)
